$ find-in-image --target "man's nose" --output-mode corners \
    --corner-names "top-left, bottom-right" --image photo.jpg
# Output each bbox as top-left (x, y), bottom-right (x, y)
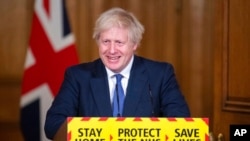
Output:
top-left (109, 42), bottom-right (116, 53)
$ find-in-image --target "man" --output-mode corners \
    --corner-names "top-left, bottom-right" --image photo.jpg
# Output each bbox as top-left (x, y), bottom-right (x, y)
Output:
top-left (45, 7), bottom-right (190, 140)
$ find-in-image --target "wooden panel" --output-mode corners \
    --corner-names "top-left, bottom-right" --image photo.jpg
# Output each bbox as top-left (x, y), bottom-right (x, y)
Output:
top-left (0, 0), bottom-right (33, 78)
top-left (222, 0), bottom-right (250, 113)
top-left (213, 0), bottom-right (250, 140)
top-left (179, 0), bottom-right (213, 117)
top-left (0, 122), bottom-right (23, 141)
top-left (0, 79), bottom-right (23, 141)
top-left (0, 79), bottom-right (21, 122)
top-left (0, 0), bottom-right (33, 140)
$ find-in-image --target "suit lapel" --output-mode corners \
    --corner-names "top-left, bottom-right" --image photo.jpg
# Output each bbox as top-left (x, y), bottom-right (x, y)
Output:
top-left (123, 56), bottom-right (149, 116)
top-left (90, 60), bottom-right (113, 116)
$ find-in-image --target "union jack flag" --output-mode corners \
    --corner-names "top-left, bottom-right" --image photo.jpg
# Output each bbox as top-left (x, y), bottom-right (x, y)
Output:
top-left (20, 0), bottom-right (79, 140)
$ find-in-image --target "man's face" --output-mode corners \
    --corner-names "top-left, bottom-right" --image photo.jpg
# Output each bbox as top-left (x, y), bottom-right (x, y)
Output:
top-left (98, 27), bottom-right (138, 73)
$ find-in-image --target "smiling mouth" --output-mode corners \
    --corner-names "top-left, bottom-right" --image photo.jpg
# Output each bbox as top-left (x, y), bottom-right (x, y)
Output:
top-left (108, 56), bottom-right (120, 61)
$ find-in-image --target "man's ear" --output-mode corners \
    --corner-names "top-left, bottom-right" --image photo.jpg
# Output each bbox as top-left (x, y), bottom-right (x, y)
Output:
top-left (133, 43), bottom-right (138, 51)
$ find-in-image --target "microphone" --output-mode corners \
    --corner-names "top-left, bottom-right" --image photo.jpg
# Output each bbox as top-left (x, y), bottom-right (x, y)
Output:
top-left (148, 84), bottom-right (155, 117)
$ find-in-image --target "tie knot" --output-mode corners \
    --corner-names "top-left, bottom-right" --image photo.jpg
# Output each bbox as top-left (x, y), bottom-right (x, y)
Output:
top-left (115, 74), bottom-right (123, 82)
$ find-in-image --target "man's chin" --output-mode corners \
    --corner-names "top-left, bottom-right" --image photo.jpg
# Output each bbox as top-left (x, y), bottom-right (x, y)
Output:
top-left (109, 67), bottom-right (121, 73)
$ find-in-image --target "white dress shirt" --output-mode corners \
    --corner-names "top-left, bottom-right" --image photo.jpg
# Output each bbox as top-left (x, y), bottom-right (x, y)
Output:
top-left (105, 56), bottom-right (134, 104)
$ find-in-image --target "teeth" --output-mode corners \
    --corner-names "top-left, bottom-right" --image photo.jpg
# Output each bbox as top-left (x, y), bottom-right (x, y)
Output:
top-left (109, 56), bottom-right (119, 60)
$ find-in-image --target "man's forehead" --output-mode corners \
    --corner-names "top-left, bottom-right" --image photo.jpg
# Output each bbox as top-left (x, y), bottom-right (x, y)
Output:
top-left (100, 28), bottom-right (129, 40)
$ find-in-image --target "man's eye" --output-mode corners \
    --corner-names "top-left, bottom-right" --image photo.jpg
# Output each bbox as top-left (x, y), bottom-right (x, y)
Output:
top-left (103, 40), bottom-right (110, 44)
top-left (116, 41), bottom-right (124, 46)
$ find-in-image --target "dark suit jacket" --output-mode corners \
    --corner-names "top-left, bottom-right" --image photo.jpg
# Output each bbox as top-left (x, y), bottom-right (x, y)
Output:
top-left (45, 55), bottom-right (190, 139)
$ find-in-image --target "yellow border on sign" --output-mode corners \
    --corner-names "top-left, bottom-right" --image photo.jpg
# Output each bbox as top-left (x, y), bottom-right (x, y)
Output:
top-left (67, 117), bottom-right (209, 141)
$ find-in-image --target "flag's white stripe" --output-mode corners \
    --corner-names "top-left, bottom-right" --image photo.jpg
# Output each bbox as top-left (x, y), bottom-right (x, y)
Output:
top-left (24, 47), bottom-right (36, 69)
top-left (35, 0), bottom-right (75, 52)
top-left (21, 83), bottom-right (54, 141)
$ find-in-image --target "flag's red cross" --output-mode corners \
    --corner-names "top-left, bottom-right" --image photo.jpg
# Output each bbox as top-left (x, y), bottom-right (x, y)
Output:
top-left (21, 13), bottom-right (78, 96)
top-left (43, 0), bottom-right (50, 16)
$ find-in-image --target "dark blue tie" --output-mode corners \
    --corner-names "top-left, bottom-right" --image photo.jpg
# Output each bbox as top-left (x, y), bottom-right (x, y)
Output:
top-left (113, 74), bottom-right (125, 117)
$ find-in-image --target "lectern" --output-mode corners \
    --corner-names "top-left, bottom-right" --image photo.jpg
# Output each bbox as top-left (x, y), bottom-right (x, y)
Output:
top-left (54, 117), bottom-right (209, 141)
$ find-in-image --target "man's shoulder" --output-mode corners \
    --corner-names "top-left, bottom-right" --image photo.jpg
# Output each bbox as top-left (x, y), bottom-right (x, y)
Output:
top-left (135, 56), bottom-right (176, 80)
